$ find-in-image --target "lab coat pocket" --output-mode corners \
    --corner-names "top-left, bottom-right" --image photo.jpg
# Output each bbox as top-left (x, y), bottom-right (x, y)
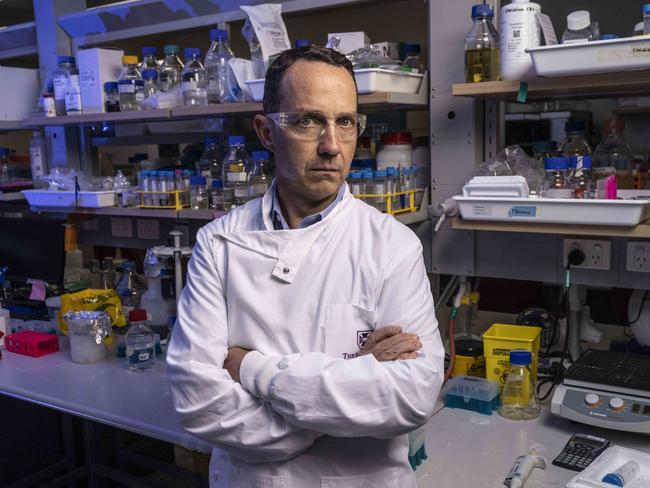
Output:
top-left (325, 304), bottom-right (376, 360)
top-left (320, 467), bottom-right (398, 488)
top-left (210, 451), bottom-right (285, 488)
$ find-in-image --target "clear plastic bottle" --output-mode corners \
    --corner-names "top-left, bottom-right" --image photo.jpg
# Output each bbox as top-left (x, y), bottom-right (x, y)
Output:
top-left (52, 56), bottom-right (77, 115)
top-left (249, 150), bottom-right (273, 198)
top-left (644, 5), bottom-right (650, 35)
top-left (562, 11), bottom-right (595, 44)
top-left (29, 131), bottom-right (47, 186)
top-left (190, 175), bottom-right (209, 209)
top-left (210, 179), bottom-right (225, 210)
top-left (0, 148), bottom-right (14, 185)
top-left (140, 46), bottom-right (159, 71)
top-left (181, 48), bottom-right (208, 106)
top-left (349, 172), bottom-right (363, 197)
top-left (222, 136), bottom-right (253, 208)
top-left (465, 4), bottom-right (500, 83)
top-left (142, 69), bottom-right (158, 99)
top-left (196, 137), bottom-right (222, 185)
top-left (126, 308), bottom-right (155, 372)
top-left (569, 156), bottom-right (595, 199)
top-left (204, 29), bottom-right (235, 104)
top-left (64, 67), bottom-right (82, 114)
top-left (402, 43), bottom-right (424, 73)
top-left (104, 82), bottom-right (120, 112)
top-left (118, 55), bottom-right (143, 111)
top-left (541, 157), bottom-right (572, 198)
top-left (372, 170), bottom-right (388, 211)
top-left (559, 121), bottom-right (592, 158)
top-left (116, 261), bottom-right (144, 317)
top-left (499, 349), bottom-right (540, 420)
top-left (158, 45), bottom-right (184, 92)
top-left (594, 120), bottom-right (632, 171)
top-left (499, 0), bottom-right (541, 81)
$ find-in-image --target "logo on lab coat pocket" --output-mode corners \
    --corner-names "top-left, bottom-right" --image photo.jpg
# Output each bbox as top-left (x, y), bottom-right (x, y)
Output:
top-left (357, 330), bottom-right (372, 348)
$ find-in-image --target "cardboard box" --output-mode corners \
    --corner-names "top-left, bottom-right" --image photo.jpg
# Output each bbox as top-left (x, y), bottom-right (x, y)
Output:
top-left (77, 48), bottom-right (124, 114)
top-left (374, 42), bottom-right (400, 60)
top-left (0, 66), bottom-right (39, 121)
top-left (327, 31), bottom-right (370, 55)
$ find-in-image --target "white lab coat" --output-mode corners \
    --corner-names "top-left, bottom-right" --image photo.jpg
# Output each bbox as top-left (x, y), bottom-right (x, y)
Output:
top-left (167, 184), bottom-right (445, 488)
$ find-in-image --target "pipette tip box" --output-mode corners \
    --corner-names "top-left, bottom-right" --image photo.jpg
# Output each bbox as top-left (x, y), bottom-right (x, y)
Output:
top-left (445, 375), bottom-right (501, 415)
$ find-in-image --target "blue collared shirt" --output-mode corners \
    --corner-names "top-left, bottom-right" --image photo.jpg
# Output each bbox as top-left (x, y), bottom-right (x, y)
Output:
top-left (271, 181), bottom-right (346, 230)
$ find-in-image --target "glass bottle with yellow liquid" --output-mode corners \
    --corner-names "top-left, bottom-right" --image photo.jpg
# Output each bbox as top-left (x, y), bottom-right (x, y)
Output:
top-left (464, 4), bottom-right (500, 83)
top-left (499, 350), bottom-right (541, 421)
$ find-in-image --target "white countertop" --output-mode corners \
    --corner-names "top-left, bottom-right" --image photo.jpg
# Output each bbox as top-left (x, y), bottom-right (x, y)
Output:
top-left (2, 343), bottom-right (649, 486)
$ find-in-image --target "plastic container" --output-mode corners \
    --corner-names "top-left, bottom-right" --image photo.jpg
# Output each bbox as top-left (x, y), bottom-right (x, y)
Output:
top-left (541, 157), bottom-right (572, 199)
top-left (67, 317), bottom-right (108, 364)
top-left (196, 137), bottom-right (223, 186)
top-left (499, 349), bottom-right (541, 420)
top-left (29, 131), bottom-right (47, 185)
top-left (222, 135), bottom-right (253, 208)
top-left (126, 308), bottom-right (155, 372)
top-left (142, 69), bottom-right (158, 99)
top-left (140, 46), bottom-right (159, 70)
top-left (22, 189), bottom-right (116, 208)
top-left (482, 323), bottom-right (541, 390)
top-left (560, 121), bottom-right (592, 159)
top-left (499, 0), bottom-right (541, 81)
top-left (562, 11), bottom-right (595, 44)
top-left (118, 55), bottom-right (143, 112)
top-left (190, 176), bottom-right (208, 209)
top-left (528, 37), bottom-right (650, 77)
top-left (4, 331), bottom-right (59, 357)
top-left (567, 446), bottom-right (650, 488)
top-left (52, 56), bottom-right (77, 116)
top-left (158, 45), bottom-right (184, 92)
top-left (210, 179), bottom-right (224, 210)
top-left (249, 150), bottom-right (273, 198)
top-left (376, 132), bottom-right (412, 170)
top-left (445, 375), bottom-right (500, 415)
top-left (594, 120), bottom-right (633, 171)
top-left (569, 155), bottom-right (596, 199)
top-left (464, 3), bottom-right (500, 83)
top-left (645, 5), bottom-right (650, 35)
top-left (353, 69), bottom-right (424, 94)
top-left (205, 29), bottom-right (235, 104)
top-left (104, 81), bottom-right (120, 112)
top-left (463, 175), bottom-right (530, 198)
top-left (181, 48), bottom-right (208, 106)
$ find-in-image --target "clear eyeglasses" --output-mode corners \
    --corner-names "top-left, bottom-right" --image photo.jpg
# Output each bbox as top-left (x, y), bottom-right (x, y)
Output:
top-left (265, 111), bottom-right (367, 142)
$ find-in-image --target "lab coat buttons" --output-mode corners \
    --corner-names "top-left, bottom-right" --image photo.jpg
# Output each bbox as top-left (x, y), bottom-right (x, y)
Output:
top-left (283, 267), bottom-right (290, 274)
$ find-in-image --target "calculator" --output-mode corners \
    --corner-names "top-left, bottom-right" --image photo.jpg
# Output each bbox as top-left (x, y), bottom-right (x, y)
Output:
top-left (552, 433), bottom-right (610, 472)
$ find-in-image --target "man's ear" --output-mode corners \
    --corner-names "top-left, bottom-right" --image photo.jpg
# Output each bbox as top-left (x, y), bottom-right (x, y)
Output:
top-left (253, 114), bottom-right (275, 152)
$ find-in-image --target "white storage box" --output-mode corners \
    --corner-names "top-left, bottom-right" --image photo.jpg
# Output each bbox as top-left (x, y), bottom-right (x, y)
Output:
top-left (453, 196), bottom-right (650, 227)
top-left (77, 48), bottom-right (124, 114)
top-left (354, 69), bottom-right (424, 94)
top-left (0, 66), bottom-right (40, 122)
top-left (568, 445), bottom-right (650, 488)
top-left (22, 190), bottom-right (115, 208)
top-left (528, 37), bottom-right (650, 77)
top-left (463, 176), bottom-right (529, 198)
top-left (246, 79), bottom-right (265, 102)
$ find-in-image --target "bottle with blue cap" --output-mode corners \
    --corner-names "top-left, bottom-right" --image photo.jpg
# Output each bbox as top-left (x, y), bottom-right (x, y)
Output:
top-left (644, 4), bottom-right (650, 35)
top-left (190, 175), bottom-right (209, 210)
top-left (569, 155), bottom-right (595, 199)
top-left (222, 136), bottom-right (253, 208)
top-left (140, 46), bottom-right (159, 70)
top-left (181, 48), bottom-right (208, 106)
top-left (349, 172), bottom-right (364, 197)
top-left (249, 150), bottom-right (273, 198)
top-left (464, 4), bottom-right (499, 83)
top-left (602, 460), bottom-right (640, 487)
top-left (205, 29), bottom-right (235, 104)
top-left (159, 45), bottom-right (184, 92)
top-left (371, 170), bottom-right (388, 212)
top-left (52, 56), bottom-right (78, 115)
top-left (142, 69), bottom-right (158, 100)
top-left (559, 120), bottom-right (592, 159)
top-left (541, 157), bottom-right (572, 198)
top-left (499, 349), bottom-right (540, 420)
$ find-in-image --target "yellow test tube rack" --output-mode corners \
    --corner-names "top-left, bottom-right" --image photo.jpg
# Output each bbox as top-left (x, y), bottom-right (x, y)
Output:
top-left (354, 189), bottom-right (423, 216)
top-left (137, 190), bottom-right (189, 209)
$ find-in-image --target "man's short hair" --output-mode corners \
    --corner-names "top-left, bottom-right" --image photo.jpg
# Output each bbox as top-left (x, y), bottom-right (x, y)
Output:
top-left (263, 46), bottom-right (357, 114)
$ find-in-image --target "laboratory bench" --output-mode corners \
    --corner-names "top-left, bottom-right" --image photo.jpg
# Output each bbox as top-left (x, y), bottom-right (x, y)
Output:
top-left (1, 341), bottom-right (649, 487)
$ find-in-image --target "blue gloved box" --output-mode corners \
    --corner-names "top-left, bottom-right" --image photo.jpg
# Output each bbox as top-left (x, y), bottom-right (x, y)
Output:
top-left (445, 375), bottom-right (500, 415)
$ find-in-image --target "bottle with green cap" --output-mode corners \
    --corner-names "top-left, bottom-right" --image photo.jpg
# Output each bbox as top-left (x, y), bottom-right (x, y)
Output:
top-left (159, 45), bottom-right (184, 92)
top-left (499, 349), bottom-right (540, 420)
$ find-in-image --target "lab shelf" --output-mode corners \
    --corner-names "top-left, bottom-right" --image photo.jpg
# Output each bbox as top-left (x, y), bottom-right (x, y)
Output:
top-left (29, 206), bottom-right (178, 219)
top-left (452, 70), bottom-right (650, 102)
top-left (0, 21), bottom-right (37, 60)
top-left (0, 121), bottom-right (28, 131)
top-left (452, 217), bottom-right (650, 238)
top-left (22, 92), bottom-right (427, 128)
top-left (91, 133), bottom-right (219, 147)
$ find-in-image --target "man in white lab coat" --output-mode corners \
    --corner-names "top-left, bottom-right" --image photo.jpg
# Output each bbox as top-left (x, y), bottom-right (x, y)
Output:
top-left (167, 46), bottom-right (445, 488)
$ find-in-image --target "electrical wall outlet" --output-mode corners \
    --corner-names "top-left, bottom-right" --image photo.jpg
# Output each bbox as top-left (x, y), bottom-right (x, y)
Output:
top-left (626, 241), bottom-right (650, 273)
top-left (563, 239), bottom-right (611, 270)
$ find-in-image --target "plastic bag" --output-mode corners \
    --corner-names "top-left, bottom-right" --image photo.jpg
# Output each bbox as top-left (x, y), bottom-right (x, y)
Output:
top-left (472, 145), bottom-right (545, 194)
top-left (42, 167), bottom-right (112, 192)
top-left (240, 4), bottom-right (291, 76)
top-left (228, 58), bottom-right (254, 101)
top-left (346, 44), bottom-right (401, 69)
top-left (57, 288), bottom-right (126, 335)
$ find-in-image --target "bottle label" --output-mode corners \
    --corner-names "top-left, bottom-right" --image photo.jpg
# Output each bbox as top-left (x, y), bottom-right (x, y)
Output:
top-left (182, 80), bottom-right (198, 92)
top-left (118, 80), bottom-right (136, 93)
top-left (227, 172), bottom-right (247, 182)
top-left (29, 146), bottom-right (44, 177)
top-left (43, 97), bottom-right (56, 117)
top-left (127, 346), bottom-right (154, 366)
top-left (234, 187), bottom-right (249, 198)
top-left (53, 74), bottom-right (67, 101)
top-left (65, 74), bottom-right (82, 112)
top-left (545, 189), bottom-right (573, 199)
top-left (500, 6), bottom-right (541, 61)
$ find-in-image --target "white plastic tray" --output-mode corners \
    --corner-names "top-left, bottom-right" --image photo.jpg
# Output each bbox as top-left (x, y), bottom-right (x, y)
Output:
top-left (453, 196), bottom-right (650, 227)
top-left (568, 445), bottom-right (650, 488)
top-left (528, 36), bottom-right (650, 77)
top-left (22, 189), bottom-right (115, 208)
top-left (354, 68), bottom-right (424, 94)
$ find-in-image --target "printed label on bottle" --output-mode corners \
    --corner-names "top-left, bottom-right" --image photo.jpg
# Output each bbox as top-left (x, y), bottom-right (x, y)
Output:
top-left (29, 147), bottom-right (44, 177)
top-left (43, 97), bottom-right (56, 117)
top-left (234, 187), bottom-right (249, 198)
top-left (227, 172), bottom-right (247, 182)
top-left (118, 80), bottom-right (136, 93)
top-left (182, 80), bottom-right (198, 92)
top-left (500, 7), bottom-right (541, 60)
top-left (53, 74), bottom-right (67, 100)
top-left (545, 189), bottom-right (573, 199)
top-left (65, 75), bottom-right (82, 112)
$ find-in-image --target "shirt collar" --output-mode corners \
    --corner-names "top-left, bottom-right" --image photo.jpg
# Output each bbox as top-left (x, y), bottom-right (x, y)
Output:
top-left (271, 179), bottom-right (347, 230)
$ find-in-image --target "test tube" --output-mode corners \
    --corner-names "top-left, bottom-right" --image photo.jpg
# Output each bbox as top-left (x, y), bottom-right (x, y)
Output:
top-left (159, 171), bottom-right (169, 206)
top-left (386, 167), bottom-right (398, 211)
top-left (350, 172), bottom-right (363, 197)
top-left (373, 170), bottom-right (387, 212)
top-left (361, 171), bottom-right (374, 202)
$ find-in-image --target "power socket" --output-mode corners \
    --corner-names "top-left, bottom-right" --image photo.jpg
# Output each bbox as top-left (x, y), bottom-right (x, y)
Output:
top-left (563, 239), bottom-right (611, 270)
top-left (626, 241), bottom-right (650, 273)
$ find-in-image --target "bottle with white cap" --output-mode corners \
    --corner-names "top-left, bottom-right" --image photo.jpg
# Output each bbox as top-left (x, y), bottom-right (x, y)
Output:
top-left (499, 0), bottom-right (542, 81)
top-left (562, 11), bottom-right (596, 44)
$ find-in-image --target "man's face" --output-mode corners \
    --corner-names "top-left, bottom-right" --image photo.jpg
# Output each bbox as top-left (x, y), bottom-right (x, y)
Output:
top-left (268, 60), bottom-right (358, 203)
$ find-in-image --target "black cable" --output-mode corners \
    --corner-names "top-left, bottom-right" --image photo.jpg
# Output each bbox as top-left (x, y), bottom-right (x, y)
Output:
top-left (628, 290), bottom-right (649, 325)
